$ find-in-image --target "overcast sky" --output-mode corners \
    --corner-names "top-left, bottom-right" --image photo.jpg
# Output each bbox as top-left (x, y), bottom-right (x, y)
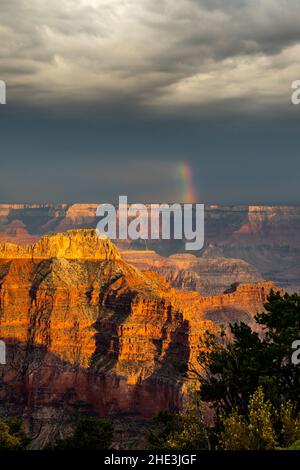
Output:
top-left (0, 0), bottom-right (299, 203)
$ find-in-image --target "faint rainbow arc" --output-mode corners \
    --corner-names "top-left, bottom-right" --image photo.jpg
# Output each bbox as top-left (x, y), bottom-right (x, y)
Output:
top-left (177, 162), bottom-right (198, 203)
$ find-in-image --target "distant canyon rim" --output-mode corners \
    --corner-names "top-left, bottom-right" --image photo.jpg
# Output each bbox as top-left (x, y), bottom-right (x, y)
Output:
top-left (95, 198), bottom-right (205, 251)
top-left (0, 203), bottom-right (299, 292)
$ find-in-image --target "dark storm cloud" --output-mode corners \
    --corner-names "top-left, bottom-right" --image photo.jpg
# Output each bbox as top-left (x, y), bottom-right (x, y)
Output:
top-left (0, 1), bottom-right (300, 205)
top-left (0, 0), bottom-right (299, 112)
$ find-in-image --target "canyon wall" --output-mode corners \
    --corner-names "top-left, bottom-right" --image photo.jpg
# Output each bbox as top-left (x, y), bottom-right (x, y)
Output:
top-left (0, 229), bottom-right (279, 446)
top-left (122, 250), bottom-right (264, 296)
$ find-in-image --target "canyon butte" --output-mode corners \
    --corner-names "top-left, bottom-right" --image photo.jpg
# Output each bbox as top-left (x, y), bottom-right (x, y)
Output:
top-left (0, 228), bottom-right (279, 447)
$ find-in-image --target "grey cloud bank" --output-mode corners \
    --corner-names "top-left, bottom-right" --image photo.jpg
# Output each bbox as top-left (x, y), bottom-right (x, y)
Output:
top-left (0, 0), bottom-right (300, 113)
top-left (0, 0), bottom-right (300, 204)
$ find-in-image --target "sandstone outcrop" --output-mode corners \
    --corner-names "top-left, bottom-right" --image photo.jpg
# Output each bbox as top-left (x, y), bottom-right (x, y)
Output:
top-left (122, 250), bottom-right (263, 296)
top-left (0, 203), bottom-right (299, 291)
top-left (0, 229), bottom-right (281, 446)
top-left (0, 220), bottom-right (38, 245)
top-left (0, 229), bottom-right (120, 261)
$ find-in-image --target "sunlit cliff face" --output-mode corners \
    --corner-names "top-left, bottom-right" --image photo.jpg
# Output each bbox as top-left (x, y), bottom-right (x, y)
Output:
top-left (0, 229), bottom-right (121, 260)
top-left (0, 229), bottom-right (278, 425)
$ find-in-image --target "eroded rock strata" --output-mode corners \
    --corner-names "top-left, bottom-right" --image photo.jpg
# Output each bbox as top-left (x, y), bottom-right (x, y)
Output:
top-left (0, 230), bottom-right (279, 446)
top-left (122, 250), bottom-right (264, 296)
top-left (0, 203), bottom-right (298, 290)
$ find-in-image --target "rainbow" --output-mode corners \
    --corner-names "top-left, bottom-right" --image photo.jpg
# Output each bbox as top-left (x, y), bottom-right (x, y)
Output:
top-left (177, 162), bottom-right (198, 203)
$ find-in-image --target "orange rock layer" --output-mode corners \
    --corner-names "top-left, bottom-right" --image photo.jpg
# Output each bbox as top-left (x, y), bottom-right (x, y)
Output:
top-left (0, 230), bottom-right (279, 439)
top-left (0, 229), bottom-right (120, 260)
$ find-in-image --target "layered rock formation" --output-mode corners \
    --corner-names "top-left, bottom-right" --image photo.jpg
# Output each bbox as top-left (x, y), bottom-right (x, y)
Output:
top-left (0, 230), bottom-right (206, 444)
top-left (0, 229), bottom-right (120, 260)
top-left (122, 250), bottom-right (263, 296)
top-left (199, 281), bottom-right (279, 331)
top-left (202, 205), bottom-right (300, 292)
top-left (0, 203), bottom-right (298, 290)
top-left (0, 229), bottom-right (279, 446)
top-left (0, 220), bottom-right (38, 245)
top-left (55, 204), bottom-right (99, 231)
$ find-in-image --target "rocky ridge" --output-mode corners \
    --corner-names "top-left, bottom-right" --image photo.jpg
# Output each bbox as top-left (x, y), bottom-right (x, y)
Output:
top-left (0, 229), bottom-right (120, 260)
top-left (122, 250), bottom-right (264, 296)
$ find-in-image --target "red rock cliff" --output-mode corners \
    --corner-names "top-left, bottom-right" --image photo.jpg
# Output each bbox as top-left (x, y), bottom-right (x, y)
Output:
top-left (0, 230), bottom-right (279, 445)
